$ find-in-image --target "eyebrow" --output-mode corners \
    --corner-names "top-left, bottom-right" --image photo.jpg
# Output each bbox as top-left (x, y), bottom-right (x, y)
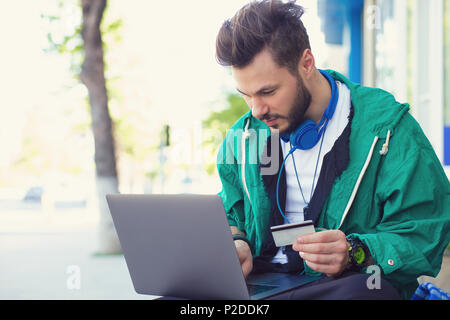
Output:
top-left (236, 84), bottom-right (279, 97)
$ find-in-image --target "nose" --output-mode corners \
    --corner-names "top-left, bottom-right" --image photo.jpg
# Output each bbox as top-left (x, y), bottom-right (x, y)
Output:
top-left (249, 96), bottom-right (269, 120)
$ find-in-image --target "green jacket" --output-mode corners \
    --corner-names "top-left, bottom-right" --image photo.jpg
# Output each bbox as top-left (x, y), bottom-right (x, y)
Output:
top-left (217, 70), bottom-right (450, 299)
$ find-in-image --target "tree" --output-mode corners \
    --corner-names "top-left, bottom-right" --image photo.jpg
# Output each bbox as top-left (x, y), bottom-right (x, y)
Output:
top-left (44, 0), bottom-right (121, 254)
top-left (80, 0), bottom-right (120, 254)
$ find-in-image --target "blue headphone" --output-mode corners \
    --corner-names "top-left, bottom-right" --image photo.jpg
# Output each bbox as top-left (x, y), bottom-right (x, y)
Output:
top-left (281, 69), bottom-right (339, 150)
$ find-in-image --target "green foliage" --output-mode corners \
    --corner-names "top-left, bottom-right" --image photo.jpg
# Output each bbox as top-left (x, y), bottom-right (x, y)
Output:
top-left (42, 1), bottom-right (82, 75)
top-left (202, 93), bottom-right (249, 175)
top-left (112, 114), bottom-right (158, 163)
top-left (13, 137), bottom-right (45, 176)
top-left (203, 93), bottom-right (249, 135)
top-left (42, 0), bottom-right (123, 76)
top-left (42, 1), bottom-right (153, 174)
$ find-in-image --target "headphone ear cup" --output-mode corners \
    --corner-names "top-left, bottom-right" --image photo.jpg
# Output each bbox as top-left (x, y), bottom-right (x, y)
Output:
top-left (290, 120), bottom-right (320, 150)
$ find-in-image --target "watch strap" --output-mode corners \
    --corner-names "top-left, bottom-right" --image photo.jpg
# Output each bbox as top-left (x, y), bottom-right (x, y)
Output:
top-left (346, 236), bottom-right (368, 270)
top-left (233, 234), bottom-right (251, 248)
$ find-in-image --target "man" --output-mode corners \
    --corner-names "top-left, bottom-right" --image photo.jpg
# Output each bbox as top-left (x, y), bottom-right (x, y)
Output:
top-left (215, 0), bottom-right (450, 300)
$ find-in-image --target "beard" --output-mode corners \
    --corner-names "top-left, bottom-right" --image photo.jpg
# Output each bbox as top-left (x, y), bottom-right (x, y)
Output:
top-left (278, 77), bottom-right (311, 136)
top-left (258, 75), bottom-right (312, 136)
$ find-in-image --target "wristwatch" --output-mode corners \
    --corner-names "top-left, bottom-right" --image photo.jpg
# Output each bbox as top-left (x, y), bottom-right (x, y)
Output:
top-left (346, 236), bottom-right (369, 270)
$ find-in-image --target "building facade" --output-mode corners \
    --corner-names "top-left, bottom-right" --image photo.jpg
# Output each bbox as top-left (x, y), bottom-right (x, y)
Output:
top-left (318, 0), bottom-right (450, 177)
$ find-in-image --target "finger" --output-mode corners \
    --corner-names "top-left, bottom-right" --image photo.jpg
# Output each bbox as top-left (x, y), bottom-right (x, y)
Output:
top-left (294, 241), bottom-right (346, 254)
top-left (238, 250), bottom-right (250, 265)
top-left (297, 229), bottom-right (345, 244)
top-left (240, 253), bottom-right (253, 278)
top-left (242, 261), bottom-right (253, 278)
top-left (300, 251), bottom-right (349, 266)
top-left (294, 238), bottom-right (349, 254)
top-left (299, 252), bottom-right (337, 265)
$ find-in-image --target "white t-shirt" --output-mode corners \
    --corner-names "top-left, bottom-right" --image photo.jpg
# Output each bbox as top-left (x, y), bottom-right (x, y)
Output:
top-left (271, 81), bottom-right (351, 264)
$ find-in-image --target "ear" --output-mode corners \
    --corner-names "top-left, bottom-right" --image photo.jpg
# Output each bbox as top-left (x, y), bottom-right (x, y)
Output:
top-left (297, 49), bottom-right (315, 80)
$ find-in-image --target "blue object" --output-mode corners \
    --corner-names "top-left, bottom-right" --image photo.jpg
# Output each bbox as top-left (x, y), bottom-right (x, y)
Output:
top-left (281, 69), bottom-right (339, 150)
top-left (276, 127), bottom-right (328, 225)
top-left (347, 0), bottom-right (364, 84)
top-left (318, 0), bottom-right (345, 45)
top-left (411, 282), bottom-right (450, 300)
top-left (276, 149), bottom-right (295, 224)
top-left (23, 186), bottom-right (44, 203)
top-left (317, 0), bottom-right (364, 84)
top-left (444, 126), bottom-right (450, 165)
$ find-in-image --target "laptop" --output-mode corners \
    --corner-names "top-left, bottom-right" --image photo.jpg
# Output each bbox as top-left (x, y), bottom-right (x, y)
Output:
top-left (106, 194), bottom-right (321, 300)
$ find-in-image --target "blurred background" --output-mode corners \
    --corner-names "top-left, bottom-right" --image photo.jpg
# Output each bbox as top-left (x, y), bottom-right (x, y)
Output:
top-left (0, 0), bottom-right (449, 299)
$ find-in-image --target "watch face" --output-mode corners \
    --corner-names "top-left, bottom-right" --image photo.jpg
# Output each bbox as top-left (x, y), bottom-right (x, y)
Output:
top-left (354, 247), bottom-right (366, 265)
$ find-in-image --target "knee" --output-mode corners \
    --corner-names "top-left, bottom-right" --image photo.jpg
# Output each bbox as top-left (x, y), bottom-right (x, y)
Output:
top-left (335, 272), bottom-right (401, 300)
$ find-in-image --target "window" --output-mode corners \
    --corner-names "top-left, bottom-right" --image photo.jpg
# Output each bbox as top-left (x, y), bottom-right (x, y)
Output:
top-left (373, 0), bottom-right (408, 102)
top-left (444, 0), bottom-right (450, 165)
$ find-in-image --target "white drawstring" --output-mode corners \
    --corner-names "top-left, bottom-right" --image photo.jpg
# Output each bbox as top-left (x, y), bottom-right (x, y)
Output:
top-left (338, 130), bottom-right (391, 228)
top-left (379, 130), bottom-right (391, 156)
top-left (241, 118), bottom-right (252, 204)
top-left (338, 136), bottom-right (379, 229)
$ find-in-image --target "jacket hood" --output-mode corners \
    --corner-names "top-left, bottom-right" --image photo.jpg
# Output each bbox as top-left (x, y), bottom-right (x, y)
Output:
top-left (326, 69), bottom-right (410, 139)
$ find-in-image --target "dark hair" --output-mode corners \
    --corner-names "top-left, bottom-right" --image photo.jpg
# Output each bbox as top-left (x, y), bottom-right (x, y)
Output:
top-left (216, 0), bottom-right (311, 74)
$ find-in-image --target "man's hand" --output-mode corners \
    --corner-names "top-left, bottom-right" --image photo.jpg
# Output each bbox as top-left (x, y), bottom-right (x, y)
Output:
top-left (292, 229), bottom-right (349, 278)
top-left (234, 239), bottom-right (253, 278)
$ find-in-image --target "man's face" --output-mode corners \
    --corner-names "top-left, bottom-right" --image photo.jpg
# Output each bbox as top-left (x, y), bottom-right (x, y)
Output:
top-left (232, 49), bottom-right (311, 136)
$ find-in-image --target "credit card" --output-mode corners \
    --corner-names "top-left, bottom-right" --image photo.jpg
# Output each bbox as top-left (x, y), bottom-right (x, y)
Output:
top-left (270, 220), bottom-right (315, 247)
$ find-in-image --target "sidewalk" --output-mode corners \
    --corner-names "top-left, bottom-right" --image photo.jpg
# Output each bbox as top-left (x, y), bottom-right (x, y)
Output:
top-left (0, 209), bottom-right (158, 300)
top-left (0, 230), bottom-right (159, 299)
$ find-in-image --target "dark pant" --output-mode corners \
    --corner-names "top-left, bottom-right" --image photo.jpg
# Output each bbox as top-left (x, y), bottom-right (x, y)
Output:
top-left (267, 271), bottom-right (401, 300)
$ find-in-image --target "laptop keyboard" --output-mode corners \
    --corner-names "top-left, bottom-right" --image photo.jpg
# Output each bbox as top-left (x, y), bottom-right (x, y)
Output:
top-left (247, 283), bottom-right (278, 296)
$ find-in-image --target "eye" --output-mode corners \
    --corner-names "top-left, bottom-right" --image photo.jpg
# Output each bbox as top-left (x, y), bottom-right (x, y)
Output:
top-left (261, 90), bottom-right (275, 96)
